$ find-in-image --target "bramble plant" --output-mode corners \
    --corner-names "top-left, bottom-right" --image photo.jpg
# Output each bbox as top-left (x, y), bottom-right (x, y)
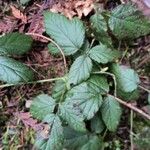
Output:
top-left (0, 3), bottom-right (150, 150)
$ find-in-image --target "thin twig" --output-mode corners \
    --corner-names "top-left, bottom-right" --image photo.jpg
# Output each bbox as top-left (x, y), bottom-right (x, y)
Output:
top-left (26, 33), bottom-right (67, 73)
top-left (139, 85), bottom-right (150, 93)
top-left (110, 94), bottom-right (150, 120)
top-left (0, 77), bottom-right (63, 88)
top-left (130, 110), bottom-right (134, 150)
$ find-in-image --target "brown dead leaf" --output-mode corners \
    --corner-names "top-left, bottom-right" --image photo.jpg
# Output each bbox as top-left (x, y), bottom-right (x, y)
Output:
top-left (10, 5), bottom-right (27, 23)
top-left (50, 0), bottom-right (95, 19)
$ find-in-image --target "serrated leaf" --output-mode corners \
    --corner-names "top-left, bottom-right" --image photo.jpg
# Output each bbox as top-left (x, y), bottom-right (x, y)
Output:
top-left (0, 56), bottom-right (34, 84)
top-left (87, 75), bottom-right (109, 94)
top-left (91, 113), bottom-right (105, 134)
top-left (89, 45), bottom-right (120, 64)
top-left (67, 76), bottom-right (107, 120)
top-left (59, 101), bottom-right (86, 132)
top-left (101, 95), bottom-right (122, 131)
top-left (0, 33), bottom-right (33, 55)
top-left (111, 64), bottom-right (140, 93)
top-left (35, 114), bottom-right (64, 150)
top-left (52, 78), bottom-right (68, 102)
top-left (81, 136), bottom-right (103, 150)
top-left (109, 4), bottom-right (150, 39)
top-left (44, 12), bottom-right (85, 55)
top-left (64, 127), bottom-right (89, 150)
top-left (69, 55), bottom-right (92, 85)
top-left (90, 13), bottom-right (112, 46)
top-left (30, 94), bottom-right (56, 120)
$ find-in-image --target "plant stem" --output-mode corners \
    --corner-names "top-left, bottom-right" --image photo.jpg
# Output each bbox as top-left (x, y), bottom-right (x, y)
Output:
top-left (139, 85), bottom-right (150, 93)
top-left (26, 32), bottom-right (67, 73)
top-left (0, 77), bottom-right (63, 88)
top-left (109, 94), bottom-right (150, 120)
top-left (130, 110), bottom-right (134, 150)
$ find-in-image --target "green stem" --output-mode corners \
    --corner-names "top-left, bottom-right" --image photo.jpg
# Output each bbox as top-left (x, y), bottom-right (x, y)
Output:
top-left (0, 77), bottom-right (63, 88)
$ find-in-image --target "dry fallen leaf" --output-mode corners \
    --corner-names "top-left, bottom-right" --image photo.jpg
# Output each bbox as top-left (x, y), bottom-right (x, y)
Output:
top-left (10, 5), bottom-right (27, 23)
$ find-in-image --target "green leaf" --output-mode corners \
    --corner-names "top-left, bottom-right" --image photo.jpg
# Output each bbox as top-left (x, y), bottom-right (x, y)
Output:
top-left (111, 64), bottom-right (140, 93)
top-left (118, 89), bottom-right (139, 101)
top-left (89, 45), bottom-right (120, 64)
top-left (90, 13), bottom-right (112, 46)
top-left (0, 56), bottom-right (34, 84)
top-left (87, 75), bottom-right (109, 94)
top-left (44, 12), bottom-right (85, 55)
top-left (64, 127), bottom-right (89, 150)
top-left (69, 55), bottom-right (92, 85)
top-left (30, 94), bottom-right (56, 120)
top-left (81, 136), bottom-right (103, 150)
top-left (0, 33), bottom-right (33, 55)
top-left (67, 76), bottom-right (107, 120)
top-left (35, 114), bottom-right (64, 150)
top-left (20, 0), bottom-right (31, 5)
top-left (109, 4), bottom-right (150, 39)
top-left (59, 101), bottom-right (86, 132)
top-left (101, 95), bottom-right (122, 131)
top-left (52, 78), bottom-right (68, 102)
top-left (91, 113), bottom-right (105, 134)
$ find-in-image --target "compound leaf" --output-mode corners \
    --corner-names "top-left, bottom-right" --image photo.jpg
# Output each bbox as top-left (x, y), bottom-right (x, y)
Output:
top-left (89, 45), bottom-right (120, 64)
top-left (0, 33), bottom-right (33, 55)
top-left (0, 56), bottom-right (34, 84)
top-left (101, 95), bottom-right (122, 131)
top-left (68, 76), bottom-right (105, 120)
top-left (44, 12), bottom-right (85, 55)
top-left (109, 4), bottom-right (150, 39)
top-left (69, 55), bottom-right (92, 85)
top-left (30, 94), bottom-right (56, 120)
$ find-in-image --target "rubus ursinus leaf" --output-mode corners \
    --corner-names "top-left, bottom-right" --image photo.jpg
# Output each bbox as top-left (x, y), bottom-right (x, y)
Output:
top-left (101, 95), bottom-right (122, 131)
top-left (80, 136), bottom-right (103, 150)
top-left (30, 94), bottom-right (56, 120)
top-left (64, 127), bottom-right (89, 150)
top-left (66, 77), bottom-right (104, 120)
top-left (35, 114), bottom-right (64, 150)
top-left (111, 63), bottom-right (140, 93)
top-left (90, 13), bottom-right (112, 46)
top-left (109, 3), bottom-right (150, 39)
top-left (44, 12), bottom-right (85, 55)
top-left (68, 55), bottom-right (92, 85)
top-left (87, 75), bottom-right (109, 94)
top-left (89, 44), bottom-right (120, 64)
top-left (59, 101), bottom-right (86, 132)
top-left (0, 56), bottom-right (34, 84)
top-left (0, 33), bottom-right (33, 55)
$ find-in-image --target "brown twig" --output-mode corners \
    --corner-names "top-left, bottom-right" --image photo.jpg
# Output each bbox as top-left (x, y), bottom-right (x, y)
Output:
top-left (110, 94), bottom-right (150, 120)
top-left (26, 33), bottom-right (67, 73)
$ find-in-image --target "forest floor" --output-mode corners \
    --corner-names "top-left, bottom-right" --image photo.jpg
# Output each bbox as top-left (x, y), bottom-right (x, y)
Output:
top-left (0, 0), bottom-right (150, 150)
